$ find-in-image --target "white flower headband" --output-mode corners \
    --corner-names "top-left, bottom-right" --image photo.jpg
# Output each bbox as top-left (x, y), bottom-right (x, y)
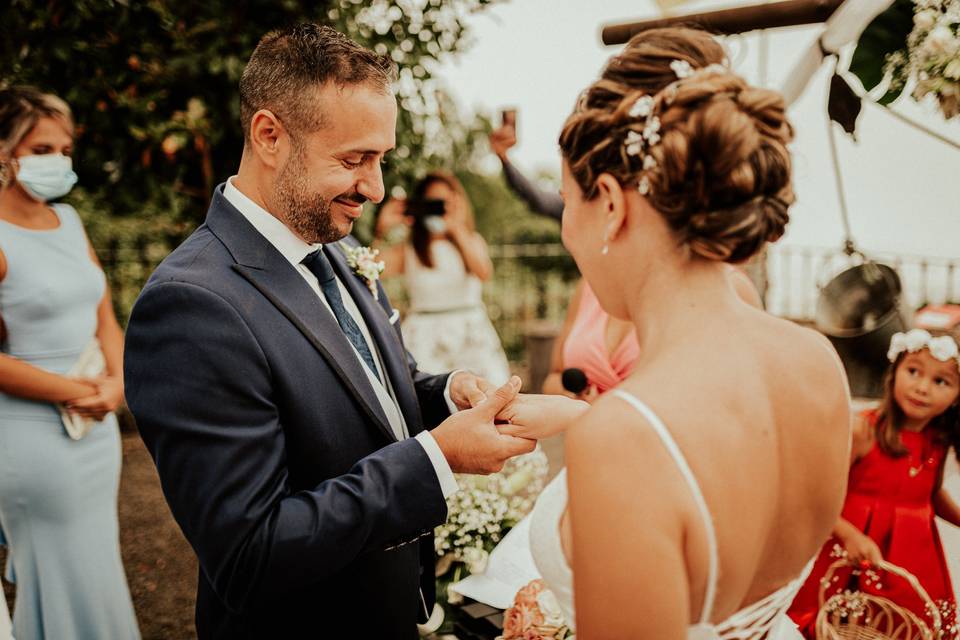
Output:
top-left (888, 328), bottom-right (960, 370)
top-left (623, 60), bottom-right (730, 195)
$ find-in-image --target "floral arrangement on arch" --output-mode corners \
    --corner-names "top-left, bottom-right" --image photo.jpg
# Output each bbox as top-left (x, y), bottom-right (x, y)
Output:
top-left (851, 0), bottom-right (960, 119)
top-left (434, 448), bottom-right (549, 586)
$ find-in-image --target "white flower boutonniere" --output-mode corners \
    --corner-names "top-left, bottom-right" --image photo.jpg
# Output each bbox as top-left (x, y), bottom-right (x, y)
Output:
top-left (340, 242), bottom-right (385, 300)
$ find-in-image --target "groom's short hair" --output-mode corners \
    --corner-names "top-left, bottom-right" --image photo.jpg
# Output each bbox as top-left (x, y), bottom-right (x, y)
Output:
top-left (239, 23), bottom-right (396, 145)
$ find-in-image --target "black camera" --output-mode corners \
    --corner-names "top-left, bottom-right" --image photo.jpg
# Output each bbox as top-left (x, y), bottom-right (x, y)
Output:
top-left (405, 198), bottom-right (445, 218)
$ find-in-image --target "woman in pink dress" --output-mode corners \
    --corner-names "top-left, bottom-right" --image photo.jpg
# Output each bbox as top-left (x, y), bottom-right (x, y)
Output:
top-left (542, 280), bottom-right (639, 399)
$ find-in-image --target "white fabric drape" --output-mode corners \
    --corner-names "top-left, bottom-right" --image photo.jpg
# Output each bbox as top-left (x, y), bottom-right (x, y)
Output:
top-left (0, 588), bottom-right (12, 640)
top-left (781, 0), bottom-right (896, 105)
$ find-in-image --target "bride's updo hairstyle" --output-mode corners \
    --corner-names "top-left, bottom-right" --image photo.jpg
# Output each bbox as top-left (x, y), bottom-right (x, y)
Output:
top-left (559, 27), bottom-right (793, 263)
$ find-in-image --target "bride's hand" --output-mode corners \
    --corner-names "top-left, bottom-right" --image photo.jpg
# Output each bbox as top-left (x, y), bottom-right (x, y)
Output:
top-left (495, 394), bottom-right (590, 440)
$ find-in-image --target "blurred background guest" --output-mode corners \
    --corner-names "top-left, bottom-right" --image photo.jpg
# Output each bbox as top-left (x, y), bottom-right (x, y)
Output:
top-left (541, 280), bottom-right (639, 400)
top-left (376, 171), bottom-right (510, 384)
top-left (0, 86), bottom-right (139, 640)
top-left (0, 566), bottom-right (9, 640)
top-left (489, 120), bottom-right (563, 222)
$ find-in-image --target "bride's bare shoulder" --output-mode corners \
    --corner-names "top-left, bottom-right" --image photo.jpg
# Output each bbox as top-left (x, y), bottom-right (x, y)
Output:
top-left (565, 388), bottom-right (695, 513)
top-left (565, 388), bottom-right (680, 478)
top-left (754, 315), bottom-right (848, 396)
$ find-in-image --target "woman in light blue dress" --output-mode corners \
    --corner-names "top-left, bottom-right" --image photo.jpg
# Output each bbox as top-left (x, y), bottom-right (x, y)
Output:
top-left (0, 87), bottom-right (139, 639)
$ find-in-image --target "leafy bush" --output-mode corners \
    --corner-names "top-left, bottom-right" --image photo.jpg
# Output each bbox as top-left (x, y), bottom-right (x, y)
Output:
top-left (2, 0), bottom-right (497, 223)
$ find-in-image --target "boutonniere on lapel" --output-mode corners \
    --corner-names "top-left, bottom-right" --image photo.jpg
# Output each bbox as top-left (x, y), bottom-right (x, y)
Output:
top-left (340, 242), bottom-right (385, 300)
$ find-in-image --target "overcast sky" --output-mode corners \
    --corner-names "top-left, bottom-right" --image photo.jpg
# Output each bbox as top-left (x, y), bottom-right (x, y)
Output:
top-left (434, 0), bottom-right (960, 259)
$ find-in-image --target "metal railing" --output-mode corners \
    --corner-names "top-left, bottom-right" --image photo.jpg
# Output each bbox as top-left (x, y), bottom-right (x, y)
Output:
top-left (766, 245), bottom-right (960, 322)
top-left (100, 240), bottom-right (959, 361)
top-left (485, 244), bottom-right (579, 360)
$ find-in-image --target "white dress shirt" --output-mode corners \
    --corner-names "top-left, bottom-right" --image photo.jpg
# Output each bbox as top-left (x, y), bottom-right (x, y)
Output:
top-left (223, 178), bottom-right (458, 498)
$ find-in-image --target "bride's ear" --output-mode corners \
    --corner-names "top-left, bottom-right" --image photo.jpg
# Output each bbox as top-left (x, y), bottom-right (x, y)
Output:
top-left (595, 173), bottom-right (627, 244)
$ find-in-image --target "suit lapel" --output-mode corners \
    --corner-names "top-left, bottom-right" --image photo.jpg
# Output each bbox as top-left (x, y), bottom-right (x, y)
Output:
top-left (204, 187), bottom-right (397, 443)
top-left (326, 243), bottom-right (425, 433)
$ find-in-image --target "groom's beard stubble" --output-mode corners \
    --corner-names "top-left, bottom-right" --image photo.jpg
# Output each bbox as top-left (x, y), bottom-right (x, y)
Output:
top-left (274, 147), bottom-right (343, 245)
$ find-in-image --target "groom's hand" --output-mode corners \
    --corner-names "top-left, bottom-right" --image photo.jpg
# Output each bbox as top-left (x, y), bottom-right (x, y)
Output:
top-left (448, 371), bottom-right (498, 410)
top-left (432, 376), bottom-right (536, 474)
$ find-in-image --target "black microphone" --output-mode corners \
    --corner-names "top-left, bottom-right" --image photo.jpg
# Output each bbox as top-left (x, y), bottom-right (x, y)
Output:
top-left (561, 368), bottom-right (588, 395)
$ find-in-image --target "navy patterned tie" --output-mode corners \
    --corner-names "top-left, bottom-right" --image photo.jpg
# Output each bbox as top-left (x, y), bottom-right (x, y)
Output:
top-left (302, 248), bottom-right (381, 381)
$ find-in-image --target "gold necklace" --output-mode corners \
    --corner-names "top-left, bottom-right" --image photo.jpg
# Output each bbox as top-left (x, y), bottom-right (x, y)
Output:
top-left (907, 437), bottom-right (933, 478)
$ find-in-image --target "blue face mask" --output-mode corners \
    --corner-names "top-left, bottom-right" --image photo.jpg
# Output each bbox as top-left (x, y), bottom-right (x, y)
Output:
top-left (423, 215), bottom-right (447, 235)
top-left (15, 154), bottom-right (78, 202)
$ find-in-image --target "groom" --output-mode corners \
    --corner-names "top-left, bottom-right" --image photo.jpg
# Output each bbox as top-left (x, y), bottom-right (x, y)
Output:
top-left (123, 24), bottom-right (535, 639)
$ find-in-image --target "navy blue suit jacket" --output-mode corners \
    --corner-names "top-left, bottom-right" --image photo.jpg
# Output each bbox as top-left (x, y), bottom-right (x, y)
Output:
top-left (124, 186), bottom-right (451, 639)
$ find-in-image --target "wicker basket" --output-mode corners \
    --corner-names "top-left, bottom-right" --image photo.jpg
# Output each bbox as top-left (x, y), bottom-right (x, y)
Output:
top-left (816, 559), bottom-right (942, 640)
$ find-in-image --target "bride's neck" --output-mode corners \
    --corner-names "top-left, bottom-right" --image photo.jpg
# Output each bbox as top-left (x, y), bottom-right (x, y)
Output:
top-left (624, 258), bottom-right (737, 358)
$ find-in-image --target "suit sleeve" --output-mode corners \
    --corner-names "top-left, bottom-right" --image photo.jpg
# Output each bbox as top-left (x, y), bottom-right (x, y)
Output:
top-left (409, 358), bottom-right (453, 428)
top-left (502, 160), bottom-right (564, 222)
top-left (123, 280), bottom-right (447, 613)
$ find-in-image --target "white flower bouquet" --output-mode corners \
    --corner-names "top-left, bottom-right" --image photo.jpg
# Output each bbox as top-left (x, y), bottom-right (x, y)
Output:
top-left (435, 448), bottom-right (549, 581)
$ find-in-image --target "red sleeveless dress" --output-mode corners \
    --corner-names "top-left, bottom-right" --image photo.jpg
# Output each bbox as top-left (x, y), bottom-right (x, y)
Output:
top-left (788, 409), bottom-right (958, 638)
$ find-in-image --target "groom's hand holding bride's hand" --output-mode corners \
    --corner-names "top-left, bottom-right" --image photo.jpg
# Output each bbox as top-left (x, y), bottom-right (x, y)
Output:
top-left (432, 375), bottom-right (536, 474)
top-left (495, 394), bottom-right (590, 441)
top-left (447, 371), bottom-right (498, 410)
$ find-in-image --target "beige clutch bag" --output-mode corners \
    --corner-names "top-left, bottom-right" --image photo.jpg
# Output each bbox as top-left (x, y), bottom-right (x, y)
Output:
top-left (58, 339), bottom-right (106, 440)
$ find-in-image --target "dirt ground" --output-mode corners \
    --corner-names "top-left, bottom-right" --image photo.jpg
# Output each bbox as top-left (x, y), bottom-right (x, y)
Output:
top-left (1, 430), bottom-right (198, 639)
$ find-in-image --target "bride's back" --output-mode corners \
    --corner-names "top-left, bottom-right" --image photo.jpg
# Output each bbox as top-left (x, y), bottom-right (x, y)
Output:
top-left (604, 307), bottom-right (849, 625)
top-left (555, 25), bottom-right (850, 637)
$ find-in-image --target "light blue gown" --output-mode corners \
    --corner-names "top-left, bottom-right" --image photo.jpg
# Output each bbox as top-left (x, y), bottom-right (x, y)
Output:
top-left (0, 204), bottom-right (139, 639)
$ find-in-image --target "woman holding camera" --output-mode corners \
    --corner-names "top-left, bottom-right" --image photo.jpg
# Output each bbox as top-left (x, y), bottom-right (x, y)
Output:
top-left (376, 171), bottom-right (510, 384)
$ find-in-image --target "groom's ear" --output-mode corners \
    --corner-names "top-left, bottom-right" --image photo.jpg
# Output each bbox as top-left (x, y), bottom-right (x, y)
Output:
top-left (595, 172), bottom-right (628, 243)
top-left (248, 108), bottom-right (287, 169)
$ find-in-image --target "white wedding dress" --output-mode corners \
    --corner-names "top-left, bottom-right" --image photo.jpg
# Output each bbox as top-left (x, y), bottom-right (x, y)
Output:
top-left (529, 390), bottom-right (813, 639)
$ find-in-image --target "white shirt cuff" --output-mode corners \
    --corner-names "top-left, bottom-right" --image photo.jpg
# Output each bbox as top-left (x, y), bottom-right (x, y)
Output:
top-left (443, 369), bottom-right (464, 415)
top-left (414, 431), bottom-right (459, 498)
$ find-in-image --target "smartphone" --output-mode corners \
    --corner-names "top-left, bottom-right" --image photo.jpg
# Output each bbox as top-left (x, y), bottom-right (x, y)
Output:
top-left (500, 107), bottom-right (517, 131)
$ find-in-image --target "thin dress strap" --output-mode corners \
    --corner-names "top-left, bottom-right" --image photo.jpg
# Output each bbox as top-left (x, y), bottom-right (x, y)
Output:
top-left (611, 389), bottom-right (719, 625)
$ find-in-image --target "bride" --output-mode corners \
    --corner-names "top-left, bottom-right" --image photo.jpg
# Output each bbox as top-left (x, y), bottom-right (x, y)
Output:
top-left (498, 27), bottom-right (851, 639)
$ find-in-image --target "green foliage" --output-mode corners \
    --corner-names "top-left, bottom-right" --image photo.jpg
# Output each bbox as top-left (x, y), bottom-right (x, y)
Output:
top-left (2, 0), bottom-right (525, 323)
top-left (3, 0), bottom-right (577, 341)
top-left (464, 171), bottom-right (578, 281)
top-left (69, 187), bottom-right (194, 322)
top-left (458, 171), bottom-right (559, 244)
top-left (849, 0), bottom-right (915, 104)
top-left (1, 0), bottom-right (498, 223)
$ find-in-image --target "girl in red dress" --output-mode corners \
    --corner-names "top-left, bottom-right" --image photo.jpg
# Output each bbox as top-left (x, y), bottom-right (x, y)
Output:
top-left (788, 329), bottom-right (960, 638)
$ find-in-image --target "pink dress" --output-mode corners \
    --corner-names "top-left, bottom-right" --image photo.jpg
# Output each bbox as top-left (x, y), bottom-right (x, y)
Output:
top-left (561, 283), bottom-right (640, 393)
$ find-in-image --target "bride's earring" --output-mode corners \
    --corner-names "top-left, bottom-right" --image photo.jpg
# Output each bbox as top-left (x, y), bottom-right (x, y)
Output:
top-left (601, 226), bottom-right (610, 256)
